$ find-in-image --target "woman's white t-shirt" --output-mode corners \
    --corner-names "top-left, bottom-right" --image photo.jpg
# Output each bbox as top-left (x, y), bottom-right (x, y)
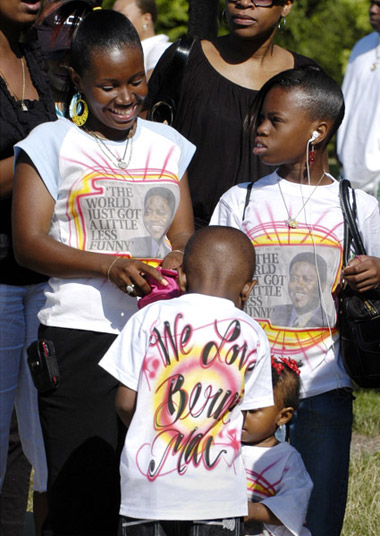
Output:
top-left (15, 118), bottom-right (195, 334)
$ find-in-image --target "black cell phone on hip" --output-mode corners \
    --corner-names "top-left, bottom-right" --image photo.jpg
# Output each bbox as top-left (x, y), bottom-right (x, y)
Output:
top-left (27, 339), bottom-right (60, 393)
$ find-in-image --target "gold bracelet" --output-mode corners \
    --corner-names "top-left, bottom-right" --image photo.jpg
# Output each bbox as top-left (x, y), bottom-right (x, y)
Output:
top-left (170, 249), bottom-right (184, 255)
top-left (107, 256), bottom-right (121, 282)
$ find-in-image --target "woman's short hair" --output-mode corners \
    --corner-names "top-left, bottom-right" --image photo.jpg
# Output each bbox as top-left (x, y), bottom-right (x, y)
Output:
top-left (70, 9), bottom-right (141, 75)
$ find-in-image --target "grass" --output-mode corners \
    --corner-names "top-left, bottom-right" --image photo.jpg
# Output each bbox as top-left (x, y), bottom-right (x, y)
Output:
top-left (352, 388), bottom-right (380, 437)
top-left (342, 389), bottom-right (380, 536)
top-left (342, 451), bottom-right (380, 535)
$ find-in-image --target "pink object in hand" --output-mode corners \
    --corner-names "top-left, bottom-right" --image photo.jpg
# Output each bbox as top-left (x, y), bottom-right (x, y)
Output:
top-left (137, 267), bottom-right (183, 309)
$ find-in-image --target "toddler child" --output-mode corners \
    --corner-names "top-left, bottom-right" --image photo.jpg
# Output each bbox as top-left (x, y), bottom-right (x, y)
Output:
top-left (99, 226), bottom-right (274, 536)
top-left (242, 357), bottom-right (312, 536)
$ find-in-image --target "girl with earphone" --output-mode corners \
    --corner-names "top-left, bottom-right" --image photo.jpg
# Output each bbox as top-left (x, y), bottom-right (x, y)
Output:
top-left (211, 66), bottom-right (380, 536)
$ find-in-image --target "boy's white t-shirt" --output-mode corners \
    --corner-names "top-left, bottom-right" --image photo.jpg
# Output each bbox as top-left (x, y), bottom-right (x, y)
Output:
top-left (100, 293), bottom-right (274, 520)
top-left (242, 442), bottom-right (313, 536)
top-left (210, 171), bottom-right (380, 398)
top-left (15, 118), bottom-right (195, 334)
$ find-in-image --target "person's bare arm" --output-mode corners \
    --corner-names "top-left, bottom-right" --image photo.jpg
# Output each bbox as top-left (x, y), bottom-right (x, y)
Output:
top-left (0, 156), bottom-right (15, 199)
top-left (12, 151), bottom-right (165, 295)
top-left (115, 385), bottom-right (137, 428)
top-left (245, 501), bottom-right (281, 525)
top-left (161, 171), bottom-right (194, 270)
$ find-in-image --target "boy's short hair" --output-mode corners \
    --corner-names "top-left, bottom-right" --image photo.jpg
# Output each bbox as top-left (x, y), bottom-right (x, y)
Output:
top-left (183, 225), bottom-right (256, 283)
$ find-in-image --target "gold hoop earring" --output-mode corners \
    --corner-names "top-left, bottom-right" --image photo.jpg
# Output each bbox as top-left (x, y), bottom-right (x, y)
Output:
top-left (69, 93), bottom-right (89, 127)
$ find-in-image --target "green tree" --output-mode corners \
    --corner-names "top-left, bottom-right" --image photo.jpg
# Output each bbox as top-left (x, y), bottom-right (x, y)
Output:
top-left (274, 0), bottom-right (372, 83)
top-left (155, 0), bottom-right (188, 41)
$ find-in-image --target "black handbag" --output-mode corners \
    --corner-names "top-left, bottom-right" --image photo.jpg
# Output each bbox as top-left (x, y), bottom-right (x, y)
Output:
top-left (147, 36), bottom-right (195, 126)
top-left (339, 178), bottom-right (380, 388)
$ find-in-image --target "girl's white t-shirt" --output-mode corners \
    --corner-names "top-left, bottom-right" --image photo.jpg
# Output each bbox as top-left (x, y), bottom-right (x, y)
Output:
top-left (15, 118), bottom-right (195, 334)
top-left (242, 442), bottom-right (313, 536)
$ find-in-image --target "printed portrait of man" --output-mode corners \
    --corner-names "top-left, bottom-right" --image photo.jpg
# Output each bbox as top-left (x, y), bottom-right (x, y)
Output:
top-left (271, 251), bottom-right (334, 329)
top-left (132, 187), bottom-right (176, 258)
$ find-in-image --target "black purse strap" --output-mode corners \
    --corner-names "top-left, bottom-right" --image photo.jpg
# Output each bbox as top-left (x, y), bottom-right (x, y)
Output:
top-left (242, 182), bottom-right (254, 221)
top-left (147, 36), bottom-right (195, 124)
top-left (165, 35), bottom-right (195, 91)
top-left (339, 178), bottom-right (367, 266)
top-left (174, 36), bottom-right (196, 67)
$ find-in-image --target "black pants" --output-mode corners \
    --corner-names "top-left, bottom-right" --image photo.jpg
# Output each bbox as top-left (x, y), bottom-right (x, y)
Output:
top-left (38, 325), bottom-right (125, 536)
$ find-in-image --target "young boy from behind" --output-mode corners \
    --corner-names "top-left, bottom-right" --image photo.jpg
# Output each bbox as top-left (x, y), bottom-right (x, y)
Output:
top-left (99, 226), bottom-right (274, 535)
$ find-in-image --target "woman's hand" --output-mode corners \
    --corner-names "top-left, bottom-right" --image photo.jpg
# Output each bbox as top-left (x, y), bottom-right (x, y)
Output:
top-left (342, 255), bottom-right (380, 292)
top-left (107, 257), bottom-right (167, 297)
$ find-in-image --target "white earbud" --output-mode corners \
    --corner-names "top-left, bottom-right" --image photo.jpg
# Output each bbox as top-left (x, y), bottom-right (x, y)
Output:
top-left (309, 131), bottom-right (319, 142)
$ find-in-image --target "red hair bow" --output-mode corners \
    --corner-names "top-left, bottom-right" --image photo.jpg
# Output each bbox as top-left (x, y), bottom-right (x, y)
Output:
top-left (271, 356), bottom-right (300, 376)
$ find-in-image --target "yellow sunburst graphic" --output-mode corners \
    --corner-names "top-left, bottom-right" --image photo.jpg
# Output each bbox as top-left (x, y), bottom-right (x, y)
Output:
top-left (149, 342), bottom-right (244, 444)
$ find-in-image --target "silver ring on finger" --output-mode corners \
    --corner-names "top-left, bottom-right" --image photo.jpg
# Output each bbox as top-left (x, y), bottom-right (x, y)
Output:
top-left (125, 284), bottom-right (135, 295)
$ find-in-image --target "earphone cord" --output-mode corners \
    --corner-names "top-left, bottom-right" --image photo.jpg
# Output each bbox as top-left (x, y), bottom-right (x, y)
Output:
top-left (304, 143), bottom-right (344, 384)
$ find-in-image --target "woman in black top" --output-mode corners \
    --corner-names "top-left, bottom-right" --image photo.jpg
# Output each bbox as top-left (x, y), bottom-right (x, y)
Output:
top-left (148, 0), bottom-right (317, 228)
top-left (0, 1), bottom-right (56, 533)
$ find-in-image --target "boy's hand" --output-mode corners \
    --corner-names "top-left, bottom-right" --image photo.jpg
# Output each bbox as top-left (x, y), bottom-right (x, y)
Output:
top-left (342, 255), bottom-right (380, 292)
top-left (161, 250), bottom-right (184, 270)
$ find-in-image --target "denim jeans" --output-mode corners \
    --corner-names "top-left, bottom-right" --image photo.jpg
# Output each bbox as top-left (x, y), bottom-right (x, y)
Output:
top-left (289, 388), bottom-right (353, 536)
top-left (120, 517), bottom-right (244, 536)
top-left (0, 283), bottom-right (48, 492)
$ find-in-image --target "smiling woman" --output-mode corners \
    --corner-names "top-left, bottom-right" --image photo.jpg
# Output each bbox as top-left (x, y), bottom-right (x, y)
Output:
top-left (11, 7), bottom-right (195, 535)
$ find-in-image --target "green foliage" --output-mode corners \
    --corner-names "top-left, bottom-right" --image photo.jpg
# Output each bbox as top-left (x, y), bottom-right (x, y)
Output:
top-left (275, 0), bottom-right (372, 84)
top-left (155, 0), bottom-right (188, 41)
top-left (103, 0), bottom-right (114, 9)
